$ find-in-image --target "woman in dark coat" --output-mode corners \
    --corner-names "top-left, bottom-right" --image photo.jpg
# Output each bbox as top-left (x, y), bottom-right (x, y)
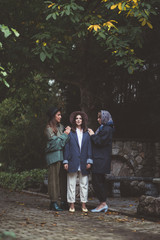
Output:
top-left (88, 110), bottom-right (114, 213)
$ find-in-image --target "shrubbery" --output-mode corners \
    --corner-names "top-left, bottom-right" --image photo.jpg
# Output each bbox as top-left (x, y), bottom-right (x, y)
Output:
top-left (0, 169), bottom-right (47, 191)
top-left (0, 73), bottom-right (65, 171)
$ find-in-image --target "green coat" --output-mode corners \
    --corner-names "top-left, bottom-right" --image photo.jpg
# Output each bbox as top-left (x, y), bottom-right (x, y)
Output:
top-left (45, 124), bottom-right (69, 166)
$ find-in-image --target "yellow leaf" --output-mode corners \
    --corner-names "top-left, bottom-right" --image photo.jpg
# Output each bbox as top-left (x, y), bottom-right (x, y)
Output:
top-left (110, 20), bottom-right (118, 23)
top-left (88, 25), bottom-right (94, 31)
top-left (111, 4), bottom-right (118, 10)
top-left (103, 21), bottom-right (118, 31)
top-left (88, 24), bottom-right (101, 31)
top-left (141, 19), bottom-right (146, 26)
top-left (139, 18), bottom-right (144, 22)
top-left (147, 22), bottom-right (153, 29)
top-left (93, 25), bottom-right (101, 31)
top-left (118, 2), bottom-right (122, 11)
top-left (133, 0), bottom-right (137, 3)
top-left (48, 3), bottom-right (55, 8)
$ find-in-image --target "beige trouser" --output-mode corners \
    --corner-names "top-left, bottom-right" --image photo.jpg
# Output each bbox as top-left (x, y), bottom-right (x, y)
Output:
top-left (67, 171), bottom-right (88, 203)
top-left (48, 162), bottom-right (67, 202)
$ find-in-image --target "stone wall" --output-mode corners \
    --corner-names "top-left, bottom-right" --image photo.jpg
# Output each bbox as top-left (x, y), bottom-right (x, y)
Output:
top-left (111, 139), bottom-right (159, 177)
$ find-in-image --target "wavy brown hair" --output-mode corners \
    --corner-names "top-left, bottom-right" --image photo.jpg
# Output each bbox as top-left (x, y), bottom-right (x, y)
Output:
top-left (71, 113), bottom-right (88, 132)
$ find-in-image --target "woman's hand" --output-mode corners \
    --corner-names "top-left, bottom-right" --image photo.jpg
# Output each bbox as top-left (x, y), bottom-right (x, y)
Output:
top-left (64, 126), bottom-right (71, 135)
top-left (88, 128), bottom-right (94, 136)
top-left (64, 164), bottom-right (68, 171)
top-left (86, 164), bottom-right (91, 169)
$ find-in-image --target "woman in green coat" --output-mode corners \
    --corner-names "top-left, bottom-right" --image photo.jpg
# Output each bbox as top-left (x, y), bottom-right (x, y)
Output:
top-left (45, 107), bottom-right (71, 211)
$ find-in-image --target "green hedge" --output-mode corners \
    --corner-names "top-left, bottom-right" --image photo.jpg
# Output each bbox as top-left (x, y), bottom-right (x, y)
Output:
top-left (0, 169), bottom-right (47, 191)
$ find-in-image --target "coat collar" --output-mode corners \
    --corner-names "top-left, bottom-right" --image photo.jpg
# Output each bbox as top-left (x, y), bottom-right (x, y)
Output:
top-left (71, 131), bottom-right (88, 149)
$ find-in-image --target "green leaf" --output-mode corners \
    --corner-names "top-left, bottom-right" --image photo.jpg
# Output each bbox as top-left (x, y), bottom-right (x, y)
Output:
top-left (52, 13), bottom-right (57, 20)
top-left (1, 25), bottom-right (11, 38)
top-left (45, 51), bottom-right (52, 59)
top-left (1, 71), bottom-right (7, 77)
top-left (99, 32), bottom-right (106, 40)
top-left (122, 2), bottom-right (126, 11)
top-left (3, 79), bottom-right (10, 88)
top-left (46, 13), bottom-right (53, 20)
top-left (11, 28), bottom-right (20, 37)
top-left (40, 52), bottom-right (46, 62)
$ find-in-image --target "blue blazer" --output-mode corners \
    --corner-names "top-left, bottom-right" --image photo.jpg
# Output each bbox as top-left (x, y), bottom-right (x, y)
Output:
top-left (63, 131), bottom-right (93, 175)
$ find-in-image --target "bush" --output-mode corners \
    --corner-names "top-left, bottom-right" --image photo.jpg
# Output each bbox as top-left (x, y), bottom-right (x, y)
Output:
top-left (0, 73), bottom-right (65, 171)
top-left (0, 169), bottom-right (47, 191)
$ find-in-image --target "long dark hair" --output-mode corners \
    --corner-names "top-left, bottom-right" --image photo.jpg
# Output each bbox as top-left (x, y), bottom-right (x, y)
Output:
top-left (47, 116), bottom-right (58, 134)
top-left (71, 113), bottom-right (88, 132)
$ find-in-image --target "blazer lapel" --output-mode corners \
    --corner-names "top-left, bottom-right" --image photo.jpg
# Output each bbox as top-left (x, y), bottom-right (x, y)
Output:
top-left (72, 132), bottom-right (80, 149)
top-left (81, 132), bottom-right (87, 149)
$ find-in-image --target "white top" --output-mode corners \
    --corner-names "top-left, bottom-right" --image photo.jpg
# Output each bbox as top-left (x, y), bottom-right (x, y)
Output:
top-left (76, 128), bottom-right (83, 151)
top-left (76, 128), bottom-right (83, 171)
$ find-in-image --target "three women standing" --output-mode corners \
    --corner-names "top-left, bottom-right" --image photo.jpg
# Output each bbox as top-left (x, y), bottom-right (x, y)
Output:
top-left (63, 111), bottom-right (93, 212)
top-left (45, 107), bottom-right (113, 213)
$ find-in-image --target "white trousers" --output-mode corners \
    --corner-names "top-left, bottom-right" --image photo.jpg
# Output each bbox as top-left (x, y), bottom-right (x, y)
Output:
top-left (67, 172), bottom-right (88, 203)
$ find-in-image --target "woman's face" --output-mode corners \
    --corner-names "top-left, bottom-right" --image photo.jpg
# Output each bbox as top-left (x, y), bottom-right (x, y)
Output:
top-left (75, 114), bottom-right (82, 127)
top-left (55, 111), bottom-right (62, 123)
top-left (97, 112), bottom-right (102, 125)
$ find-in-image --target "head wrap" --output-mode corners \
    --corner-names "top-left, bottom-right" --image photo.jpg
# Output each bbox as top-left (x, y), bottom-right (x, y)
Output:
top-left (95, 110), bottom-right (114, 134)
top-left (101, 110), bottom-right (113, 125)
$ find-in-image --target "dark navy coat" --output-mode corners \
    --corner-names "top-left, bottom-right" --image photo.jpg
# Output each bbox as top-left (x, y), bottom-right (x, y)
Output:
top-left (91, 124), bottom-right (113, 174)
top-left (63, 131), bottom-right (93, 175)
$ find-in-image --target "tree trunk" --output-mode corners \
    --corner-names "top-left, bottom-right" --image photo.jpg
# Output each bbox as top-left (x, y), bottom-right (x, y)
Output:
top-left (80, 86), bottom-right (97, 128)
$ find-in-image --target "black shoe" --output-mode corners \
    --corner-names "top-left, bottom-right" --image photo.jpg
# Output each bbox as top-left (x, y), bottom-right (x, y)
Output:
top-left (49, 202), bottom-right (63, 211)
top-left (60, 201), bottom-right (69, 210)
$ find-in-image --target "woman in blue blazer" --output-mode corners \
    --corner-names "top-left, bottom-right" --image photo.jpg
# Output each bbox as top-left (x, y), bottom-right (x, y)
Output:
top-left (63, 111), bottom-right (93, 213)
top-left (88, 110), bottom-right (114, 213)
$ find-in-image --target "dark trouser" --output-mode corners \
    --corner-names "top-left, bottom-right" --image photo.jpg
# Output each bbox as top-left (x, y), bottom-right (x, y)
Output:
top-left (59, 162), bottom-right (67, 202)
top-left (92, 173), bottom-right (107, 202)
top-left (48, 161), bottom-right (67, 202)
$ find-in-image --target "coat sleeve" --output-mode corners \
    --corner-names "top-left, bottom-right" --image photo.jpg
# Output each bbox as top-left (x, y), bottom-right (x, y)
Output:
top-left (91, 126), bottom-right (112, 146)
top-left (45, 128), bottom-right (69, 153)
top-left (63, 139), bottom-right (70, 164)
top-left (87, 136), bottom-right (93, 164)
